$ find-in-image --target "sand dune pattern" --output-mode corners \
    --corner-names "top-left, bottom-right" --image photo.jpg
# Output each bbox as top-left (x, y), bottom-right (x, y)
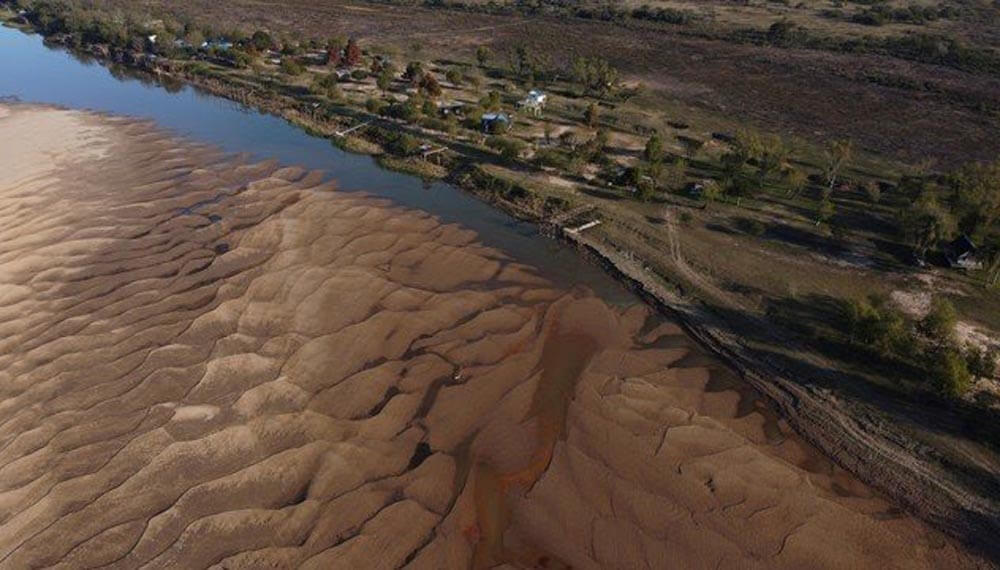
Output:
top-left (0, 105), bottom-right (985, 569)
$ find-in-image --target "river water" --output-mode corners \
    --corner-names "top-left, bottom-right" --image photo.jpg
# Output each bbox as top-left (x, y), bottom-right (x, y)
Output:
top-left (0, 25), bottom-right (632, 304)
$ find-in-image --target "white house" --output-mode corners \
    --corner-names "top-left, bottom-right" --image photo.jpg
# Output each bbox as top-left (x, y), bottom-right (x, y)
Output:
top-left (517, 89), bottom-right (547, 117)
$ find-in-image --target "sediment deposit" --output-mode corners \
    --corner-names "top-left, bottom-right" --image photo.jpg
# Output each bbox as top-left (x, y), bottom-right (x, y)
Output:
top-left (0, 105), bottom-right (984, 569)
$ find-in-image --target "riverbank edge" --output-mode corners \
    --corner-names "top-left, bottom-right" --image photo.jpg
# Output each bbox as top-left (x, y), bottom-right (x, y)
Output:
top-left (6, 23), bottom-right (998, 564)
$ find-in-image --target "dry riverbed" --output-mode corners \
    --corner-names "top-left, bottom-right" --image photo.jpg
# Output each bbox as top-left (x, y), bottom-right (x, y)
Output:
top-left (0, 105), bottom-right (987, 568)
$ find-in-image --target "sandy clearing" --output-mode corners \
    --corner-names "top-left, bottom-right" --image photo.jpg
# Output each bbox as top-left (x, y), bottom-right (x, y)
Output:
top-left (0, 104), bottom-right (986, 569)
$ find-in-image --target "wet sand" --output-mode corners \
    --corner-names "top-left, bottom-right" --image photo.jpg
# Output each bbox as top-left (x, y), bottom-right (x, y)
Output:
top-left (0, 105), bottom-right (986, 569)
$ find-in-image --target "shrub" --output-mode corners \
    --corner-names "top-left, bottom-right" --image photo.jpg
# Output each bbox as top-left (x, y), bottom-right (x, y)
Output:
top-left (487, 136), bottom-right (525, 162)
top-left (534, 148), bottom-right (572, 169)
top-left (365, 97), bottom-right (387, 114)
top-left (445, 68), bottom-right (462, 85)
top-left (919, 298), bottom-right (957, 345)
top-left (419, 73), bottom-right (442, 97)
top-left (249, 30), bottom-right (273, 52)
top-left (388, 96), bottom-right (423, 122)
top-left (845, 295), bottom-right (913, 358)
top-left (350, 69), bottom-right (368, 80)
top-left (966, 346), bottom-right (998, 379)
top-left (862, 180), bottom-right (881, 203)
top-left (388, 133), bottom-right (421, 156)
top-left (929, 348), bottom-right (973, 397)
top-left (280, 58), bottom-right (305, 75)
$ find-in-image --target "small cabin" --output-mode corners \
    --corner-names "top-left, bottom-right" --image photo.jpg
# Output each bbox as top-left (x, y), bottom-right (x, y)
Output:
top-left (945, 235), bottom-right (982, 270)
top-left (481, 112), bottom-right (511, 133)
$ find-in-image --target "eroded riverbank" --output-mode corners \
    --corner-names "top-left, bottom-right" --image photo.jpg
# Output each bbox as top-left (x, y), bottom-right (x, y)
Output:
top-left (0, 105), bottom-right (986, 568)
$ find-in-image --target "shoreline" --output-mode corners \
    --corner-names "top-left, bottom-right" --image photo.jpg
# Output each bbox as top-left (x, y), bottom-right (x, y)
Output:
top-left (5, 24), bottom-right (1000, 564)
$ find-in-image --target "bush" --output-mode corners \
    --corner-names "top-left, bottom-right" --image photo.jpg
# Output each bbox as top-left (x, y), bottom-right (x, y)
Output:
top-left (445, 68), bottom-right (462, 85)
top-left (919, 298), bottom-right (957, 345)
top-left (486, 136), bottom-right (525, 162)
top-left (534, 148), bottom-right (572, 169)
top-left (966, 346), bottom-right (997, 379)
top-left (929, 348), bottom-right (973, 397)
top-left (280, 58), bottom-right (305, 75)
top-left (350, 69), bottom-right (368, 80)
top-left (365, 97), bottom-right (388, 114)
top-left (388, 97), bottom-right (423, 122)
top-left (249, 30), bottom-right (273, 51)
top-left (861, 180), bottom-right (881, 203)
top-left (845, 295), bottom-right (913, 358)
top-left (388, 133), bottom-right (421, 156)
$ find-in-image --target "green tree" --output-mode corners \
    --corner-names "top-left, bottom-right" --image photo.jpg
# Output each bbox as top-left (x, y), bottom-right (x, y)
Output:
top-left (815, 198), bottom-right (835, 226)
top-left (920, 298), bottom-right (958, 345)
top-left (445, 68), bottom-right (462, 85)
top-left (702, 180), bottom-right (722, 204)
top-left (980, 240), bottom-right (1000, 288)
top-left (377, 67), bottom-right (394, 93)
top-left (929, 348), bottom-right (972, 398)
top-left (898, 193), bottom-right (956, 257)
top-left (756, 134), bottom-right (787, 192)
top-left (571, 56), bottom-right (619, 97)
top-left (644, 132), bottom-right (664, 163)
top-left (249, 30), bottom-right (273, 52)
top-left (823, 139), bottom-right (853, 192)
top-left (311, 72), bottom-right (341, 97)
top-left (476, 45), bottom-right (491, 68)
top-left (783, 167), bottom-right (808, 198)
top-left (950, 160), bottom-right (1000, 240)
top-left (481, 90), bottom-right (502, 111)
top-left (487, 136), bottom-right (525, 162)
top-left (403, 61), bottom-right (424, 83)
top-left (185, 29), bottom-right (205, 50)
top-left (661, 158), bottom-right (687, 191)
top-left (585, 102), bottom-right (599, 127)
top-left (845, 295), bottom-right (911, 358)
top-left (280, 58), bottom-right (305, 75)
top-left (965, 346), bottom-right (997, 379)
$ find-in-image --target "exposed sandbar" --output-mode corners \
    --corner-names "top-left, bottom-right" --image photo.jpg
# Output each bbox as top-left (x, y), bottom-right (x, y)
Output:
top-left (0, 105), bottom-right (985, 569)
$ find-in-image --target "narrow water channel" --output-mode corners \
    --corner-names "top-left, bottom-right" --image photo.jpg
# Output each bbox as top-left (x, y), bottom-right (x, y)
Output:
top-left (0, 25), bottom-right (632, 304)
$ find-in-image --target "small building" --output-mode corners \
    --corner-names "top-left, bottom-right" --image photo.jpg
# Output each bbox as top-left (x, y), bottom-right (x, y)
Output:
top-left (201, 39), bottom-right (234, 51)
top-left (438, 100), bottom-right (465, 117)
top-left (517, 89), bottom-right (547, 117)
top-left (945, 235), bottom-right (982, 270)
top-left (481, 112), bottom-right (511, 133)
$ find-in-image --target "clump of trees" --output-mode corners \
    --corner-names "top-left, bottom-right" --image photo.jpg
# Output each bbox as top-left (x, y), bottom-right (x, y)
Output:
top-left (894, 158), bottom-right (1000, 282)
top-left (571, 56), bottom-right (619, 97)
top-left (505, 44), bottom-right (554, 82)
top-left (844, 295), bottom-right (993, 398)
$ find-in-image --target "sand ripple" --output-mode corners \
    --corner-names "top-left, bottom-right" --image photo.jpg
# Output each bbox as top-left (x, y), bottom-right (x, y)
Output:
top-left (0, 106), bottom-right (983, 569)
